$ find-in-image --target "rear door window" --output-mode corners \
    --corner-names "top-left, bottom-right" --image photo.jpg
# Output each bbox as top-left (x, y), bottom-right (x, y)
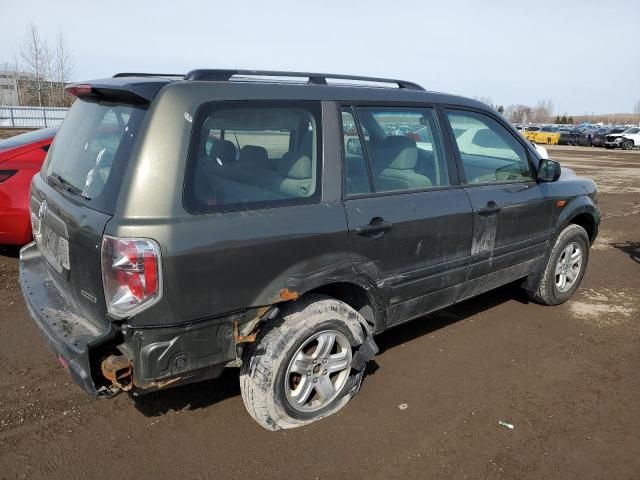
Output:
top-left (184, 101), bottom-right (322, 213)
top-left (349, 107), bottom-right (449, 193)
top-left (43, 99), bottom-right (146, 210)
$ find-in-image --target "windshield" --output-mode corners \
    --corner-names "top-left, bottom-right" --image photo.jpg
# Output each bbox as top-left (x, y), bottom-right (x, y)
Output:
top-left (43, 99), bottom-right (146, 207)
top-left (623, 127), bottom-right (639, 134)
top-left (0, 127), bottom-right (57, 151)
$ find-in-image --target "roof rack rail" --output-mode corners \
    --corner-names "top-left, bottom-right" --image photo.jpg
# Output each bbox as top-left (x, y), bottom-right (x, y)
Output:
top-left (113, 72), bottom-right (184, 78)
top-left (183, 69), bottom-right (424, 91)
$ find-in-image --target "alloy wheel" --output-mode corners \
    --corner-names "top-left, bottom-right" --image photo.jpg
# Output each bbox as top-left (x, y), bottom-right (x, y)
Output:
top-left (555, 242), bottom-right (583, 293)
top-left (284, 330), bottom-right (352, 413)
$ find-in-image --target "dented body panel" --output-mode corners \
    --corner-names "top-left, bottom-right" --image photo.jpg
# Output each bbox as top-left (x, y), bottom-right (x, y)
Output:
top-left (344, 189), bottom-right (473, 329)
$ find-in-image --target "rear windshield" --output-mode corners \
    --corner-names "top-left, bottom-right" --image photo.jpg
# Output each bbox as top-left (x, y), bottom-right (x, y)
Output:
top-left (0, 127), bottom-right (57, 150)
top-left (43, 98), bottom-right (146, 212)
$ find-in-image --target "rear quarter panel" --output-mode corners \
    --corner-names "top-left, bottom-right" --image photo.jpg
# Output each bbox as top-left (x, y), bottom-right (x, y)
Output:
top-left (108, 86), bottom-right (354, 327)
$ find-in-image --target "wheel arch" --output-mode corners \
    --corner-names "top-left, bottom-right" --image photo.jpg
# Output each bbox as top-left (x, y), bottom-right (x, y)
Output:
top-left (555, 199), bottom-right (599, 244)
top-left (568, 212), bottom-right (597, 243)
top-left (304, 280), bottom-right (383, 331)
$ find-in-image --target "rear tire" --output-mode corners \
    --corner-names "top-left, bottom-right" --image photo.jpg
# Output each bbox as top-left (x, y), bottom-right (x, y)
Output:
top-left (526, 224), bottom-right (590, 305)
top-left (240, 295), bottom-right (375, 430)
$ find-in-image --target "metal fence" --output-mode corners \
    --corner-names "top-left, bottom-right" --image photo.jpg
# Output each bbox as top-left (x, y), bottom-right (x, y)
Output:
top-left (0, 106), bottom-right (69, 128)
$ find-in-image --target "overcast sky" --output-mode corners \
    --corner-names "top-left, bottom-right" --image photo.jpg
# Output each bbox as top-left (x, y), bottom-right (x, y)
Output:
top-left (1, 0), bottom-right (638, 114)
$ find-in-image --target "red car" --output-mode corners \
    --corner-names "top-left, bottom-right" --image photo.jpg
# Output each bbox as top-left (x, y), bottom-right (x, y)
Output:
top-left (0, 128), bottom-right (57, 245)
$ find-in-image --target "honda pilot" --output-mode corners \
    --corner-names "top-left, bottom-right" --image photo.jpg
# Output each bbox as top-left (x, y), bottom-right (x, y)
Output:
top-left (19, 69), bottom-right (600, 430)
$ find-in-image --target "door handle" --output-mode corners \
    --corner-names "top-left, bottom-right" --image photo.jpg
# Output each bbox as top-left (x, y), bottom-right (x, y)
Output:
top-left (477, 201), bottom-right (501, 215)
top-left (355, 218), bottom-right (393, 236)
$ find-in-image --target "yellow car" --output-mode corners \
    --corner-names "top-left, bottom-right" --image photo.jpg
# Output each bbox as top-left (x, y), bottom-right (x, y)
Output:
top-left (523, 127), bottom-right (560, 145)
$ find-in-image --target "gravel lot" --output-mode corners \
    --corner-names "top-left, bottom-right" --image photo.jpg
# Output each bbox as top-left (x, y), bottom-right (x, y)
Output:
top-left (1, 145), bottom-right (639, 479)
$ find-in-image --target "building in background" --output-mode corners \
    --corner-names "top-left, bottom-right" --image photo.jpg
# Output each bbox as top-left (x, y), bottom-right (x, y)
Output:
top-left (0, 69), bottom-right (71, 107)
top-left (0, 70), bottom-right (30, 105)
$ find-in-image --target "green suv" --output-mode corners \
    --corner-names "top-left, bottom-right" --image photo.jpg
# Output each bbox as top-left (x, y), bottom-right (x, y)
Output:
top-left (20, 70), bottom-right (599, 430)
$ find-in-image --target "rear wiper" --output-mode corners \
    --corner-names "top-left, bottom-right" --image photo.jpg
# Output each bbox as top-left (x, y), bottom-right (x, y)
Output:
top-left (49, 174), bottom-right (91, 200)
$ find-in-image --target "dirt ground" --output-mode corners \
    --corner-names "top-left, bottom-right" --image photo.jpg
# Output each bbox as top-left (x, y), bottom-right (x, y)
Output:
top-left (1, 145), bottom-right (638, 479)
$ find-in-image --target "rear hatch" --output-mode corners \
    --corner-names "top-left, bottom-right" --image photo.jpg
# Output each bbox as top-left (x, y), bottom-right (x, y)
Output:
top-left (29, 97), bottom-right (148, 331)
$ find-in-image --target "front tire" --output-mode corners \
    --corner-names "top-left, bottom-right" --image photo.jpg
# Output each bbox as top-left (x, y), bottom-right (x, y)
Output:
top-left (622, 139), bottom-right (634, 150)
top-left (527, 224), bottom-right (590, 305)
top-left (240, 295), bottom-right (376, 430)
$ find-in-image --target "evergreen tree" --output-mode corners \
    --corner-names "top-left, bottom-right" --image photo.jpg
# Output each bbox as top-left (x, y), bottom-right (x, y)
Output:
top-left (568, 116), bottom-right (574, 124)
top-left (561, 114), bottom-right (568, 124)
top-left (554, 115), bottom-right (561, 124)
top-left (497, 105), bottom-right (504, 114)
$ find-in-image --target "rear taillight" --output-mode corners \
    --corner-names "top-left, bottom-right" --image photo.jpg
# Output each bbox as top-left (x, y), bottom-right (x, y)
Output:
top-left (0, 170), bottom-right (17, 183)
top-left (101, 235), bottom-right (162, 318)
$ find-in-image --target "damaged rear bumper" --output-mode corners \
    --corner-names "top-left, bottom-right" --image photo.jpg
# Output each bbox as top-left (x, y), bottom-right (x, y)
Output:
top-left (121, 316), bottom-right (237, 394)
top-left (20, 244), bottom-right (238, 397)
top-left (19, 242), bottom-right (116, 397)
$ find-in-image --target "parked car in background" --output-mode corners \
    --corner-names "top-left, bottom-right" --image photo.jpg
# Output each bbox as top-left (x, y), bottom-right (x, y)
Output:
top-left (567, 127), bottom-right (594, 147)
top-left (525, 125), bottom-right (561, 145)
top-left (0, 128), bottom-right (57, 245)
top-left (604, 127), bottom-right (640, 150)
top-left (558, 129), bottom-right (573, 145)
top-left (592, 127), bottom-right (626, 147)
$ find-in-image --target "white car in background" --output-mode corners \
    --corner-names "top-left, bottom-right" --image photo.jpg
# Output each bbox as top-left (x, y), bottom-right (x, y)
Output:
top-left (454, 125), bottom-right (520, 161)
top-left (603, 127), bottom-right (640, 150)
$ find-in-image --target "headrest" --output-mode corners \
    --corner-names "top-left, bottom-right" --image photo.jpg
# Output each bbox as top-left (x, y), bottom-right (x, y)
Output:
top-left (210, 139), bottom-right (237, 163)
top-left (373, 136), bottom-right (418, 170)
top-left (278, 152), bottom-right (312, 179)
top-left (239, 145), bottom-right (268, 168)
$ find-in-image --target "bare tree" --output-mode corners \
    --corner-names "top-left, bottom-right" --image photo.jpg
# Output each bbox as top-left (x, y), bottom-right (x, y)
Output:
top-left (54, 32), bottom-right (74, 106)
top-left (474, 96), bottom-right (494, 108)
top-left (531, 99), bottom-right (554, 123)
top-left (10, 25), bottom-right (74, 107)
top-left (12, 55), bottom-right (24, 105)
top-left (44, 45), bottom-right (56, 107)
top-left (505, 104), bottom-right (532, 124)
top-left (19, 23), bottom-right (51, 107)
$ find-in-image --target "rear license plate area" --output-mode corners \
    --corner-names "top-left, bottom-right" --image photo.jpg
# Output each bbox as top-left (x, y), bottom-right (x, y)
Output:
top-left (39, 224), bottom-right (70, 273)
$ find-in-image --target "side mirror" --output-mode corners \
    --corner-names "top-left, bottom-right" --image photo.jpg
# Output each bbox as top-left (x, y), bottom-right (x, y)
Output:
top-left (538, 159), bottom-right (561, 182)
top-left (346, 137), bottom-right (363, 155)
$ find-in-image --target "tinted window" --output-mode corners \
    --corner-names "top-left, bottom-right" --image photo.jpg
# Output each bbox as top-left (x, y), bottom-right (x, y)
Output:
top-left (447, 110), bottom-right (533, 184)
top-left (185, 101), bottom-right (321, 213)
top-left (341, 108), bottom-right (371, 195)
top-left (43, 99), bottom-right (145, 203)
top-left (0, 127), bottom-right (57, 150)
top-left (354, 107), bottom-right (449, 193)
top-left (624, 128), bottom-right (639, 134)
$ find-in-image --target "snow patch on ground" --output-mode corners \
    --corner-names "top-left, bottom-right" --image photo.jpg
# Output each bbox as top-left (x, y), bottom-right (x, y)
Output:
top-left (569, 288), bottom-right (638, 326)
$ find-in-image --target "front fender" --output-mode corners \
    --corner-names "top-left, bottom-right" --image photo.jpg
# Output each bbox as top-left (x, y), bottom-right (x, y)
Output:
top-left (554, 195), bottom-right (600, 242)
